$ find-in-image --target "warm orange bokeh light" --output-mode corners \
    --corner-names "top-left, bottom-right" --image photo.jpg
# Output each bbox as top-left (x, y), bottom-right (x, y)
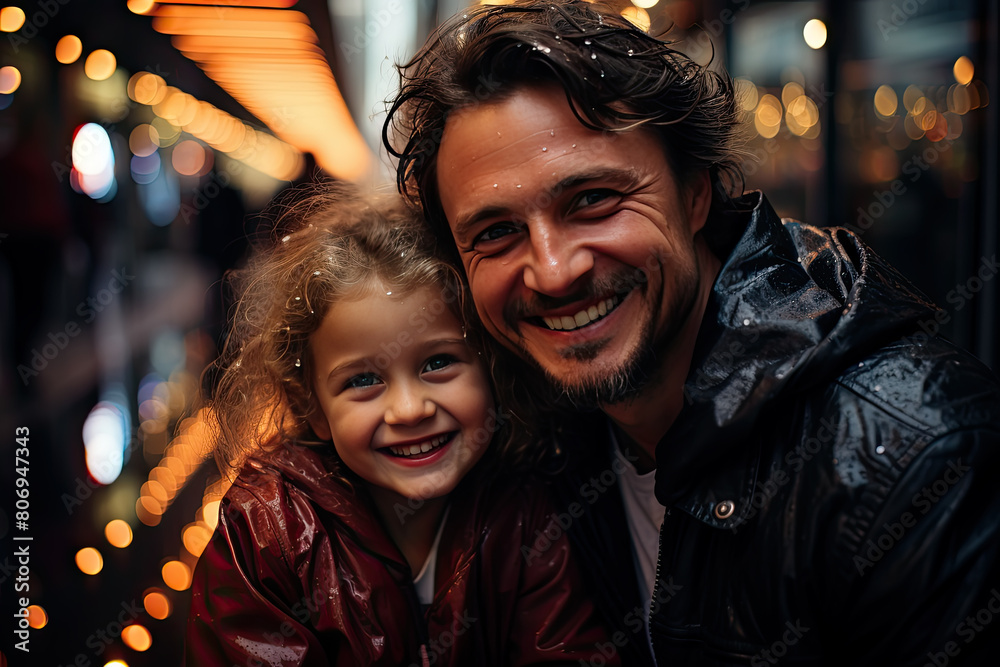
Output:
top-left (144, 590), bottom-right (172, 620)
top-left (127, 0), bottom-right (156, 15)
top-left (161, 560), bottom-right (192, 591)
top-left (172, 139), bottom-right (207, 176)
top-left (84, 50), bottom-right (117, 81)
top-left (0, 6), bottom-right (26, 32)
top-left (201, 499), bottom-right (221, 529)
top-left (0, 65), bottom-right (20, 94)
top-left (27, 605), bottom-right (48, 629)
top-left (122, 624), bottom-right (153, 651)
top-left (182, 523), bottom-right (213, 558)
top-left (129, 124), bottom-right (160, 158)
top-left (953, 56), bottom-right (974, 86)
top-left (620, 6), bottom-right (651, 32)
top-left (105, 519), bottom-right (134, 548)
top-left (76, 547), bottom-right (104, 575)
top-left (56, 35), bottom-right (83, 64)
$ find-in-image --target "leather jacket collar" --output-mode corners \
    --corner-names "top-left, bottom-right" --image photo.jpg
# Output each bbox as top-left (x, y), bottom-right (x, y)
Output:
top-left (654, 192), bottom-right (938, 528)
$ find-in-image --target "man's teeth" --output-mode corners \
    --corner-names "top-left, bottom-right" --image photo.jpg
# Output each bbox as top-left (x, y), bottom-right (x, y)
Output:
top-left (388, 434), bottom-right (449, 458)
top-left (542, 296), bottom-right (619, 331)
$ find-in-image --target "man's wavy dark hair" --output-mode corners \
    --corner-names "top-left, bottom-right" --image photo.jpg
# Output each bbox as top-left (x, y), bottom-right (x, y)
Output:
top-left (383, 0), bottom-right (746, 260)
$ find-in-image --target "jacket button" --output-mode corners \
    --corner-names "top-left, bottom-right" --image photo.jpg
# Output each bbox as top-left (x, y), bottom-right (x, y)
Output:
top-left (714, 500), bottom-right (735, 520)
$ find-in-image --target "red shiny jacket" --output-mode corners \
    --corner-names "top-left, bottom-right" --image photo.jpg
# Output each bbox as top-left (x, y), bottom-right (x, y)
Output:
top-left (185, 442), bottom-right (617, 666)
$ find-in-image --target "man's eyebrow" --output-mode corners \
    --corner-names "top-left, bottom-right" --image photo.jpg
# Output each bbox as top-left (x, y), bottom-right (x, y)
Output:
top-left (451, 167), bottom-right (641, 239)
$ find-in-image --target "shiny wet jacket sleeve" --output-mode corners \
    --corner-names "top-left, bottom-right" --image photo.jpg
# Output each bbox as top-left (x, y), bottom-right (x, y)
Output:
top-left (186, 489), bottom-right (332, 666)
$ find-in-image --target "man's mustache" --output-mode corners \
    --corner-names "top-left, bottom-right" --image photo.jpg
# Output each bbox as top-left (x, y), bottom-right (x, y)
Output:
top-left (503, 268), bottom-right (651, 325)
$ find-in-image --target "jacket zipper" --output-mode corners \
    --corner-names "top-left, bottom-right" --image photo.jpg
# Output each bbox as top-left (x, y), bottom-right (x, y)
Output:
top-left (647, 508), bottom-right (669, 667)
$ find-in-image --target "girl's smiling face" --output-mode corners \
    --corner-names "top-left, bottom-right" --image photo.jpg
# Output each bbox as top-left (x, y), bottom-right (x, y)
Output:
top-left (308, 282), bottom-right (493, 505)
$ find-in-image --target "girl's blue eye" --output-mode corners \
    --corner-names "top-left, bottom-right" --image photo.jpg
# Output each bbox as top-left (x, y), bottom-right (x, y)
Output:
top-left (345, 373), bottom-right (381, 390)
top-left (422, 355), bottom-right (455, 373)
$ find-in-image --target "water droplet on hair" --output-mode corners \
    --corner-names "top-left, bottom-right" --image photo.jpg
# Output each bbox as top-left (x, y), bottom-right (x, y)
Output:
top-left (554, 35), bottom-right (561, 40)
top-left (282, 235), bottom-right (291, 243)
top-left (627, 49), bottom-right (634, 56)
top-left (584, 39), bottom-right (592, 45)
top-left (313, 270), bottom-right (321, 276)
top-left (541, 147), bottom-right (547, 152)
top-left (294, 359), bottom-right (301, 368)
top-left (386, 291), bottom-right (393, 296)
top-left (542, 47), bottom-right (551, 53)
top-left (600, 71), bottom-right (605, 77)
top-left (493, 183), bottom-right (498, 188)
top-left (572, 143), bottom-right (577, 148)
top-left (295, 296), bottom-right (301, 301)
top-left (591, 53), bottom-right (597, 60)
top-left (516, 184), bottom-right (522, 188)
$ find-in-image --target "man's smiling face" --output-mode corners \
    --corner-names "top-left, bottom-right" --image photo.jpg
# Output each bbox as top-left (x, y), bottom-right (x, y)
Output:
top-left (436, 85), bottom-right (712, 404)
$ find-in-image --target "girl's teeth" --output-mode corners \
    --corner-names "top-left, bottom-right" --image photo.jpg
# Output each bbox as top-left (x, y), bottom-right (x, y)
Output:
top-left (389, 435), bottom-right (447, 457)
top-left (542, 296), bottom-right (619, 331)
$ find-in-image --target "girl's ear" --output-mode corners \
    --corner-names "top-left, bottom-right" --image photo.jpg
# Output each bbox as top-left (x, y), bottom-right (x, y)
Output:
top-left (306, 405), bottom-right (332, 440)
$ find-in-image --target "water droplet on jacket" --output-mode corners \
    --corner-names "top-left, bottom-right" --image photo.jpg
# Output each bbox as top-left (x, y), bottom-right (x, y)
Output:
top-left (875, 445), bottom-right (885, 454)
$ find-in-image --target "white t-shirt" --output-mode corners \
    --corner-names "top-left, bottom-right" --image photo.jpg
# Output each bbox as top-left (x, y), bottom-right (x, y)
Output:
top-left (612, 433), bottom-right (666, 622)
top-left (413, 506), bottom-right (449, 606)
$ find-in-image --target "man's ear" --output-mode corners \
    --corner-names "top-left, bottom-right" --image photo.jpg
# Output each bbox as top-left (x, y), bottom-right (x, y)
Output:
top-left (685, 170), bottom-right (713, 235)
top-left (306, 404), bottom-right (331, 440)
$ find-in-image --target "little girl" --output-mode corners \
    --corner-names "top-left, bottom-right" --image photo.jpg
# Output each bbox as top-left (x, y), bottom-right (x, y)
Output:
top-left (185, 186), bottom-right (616, 666)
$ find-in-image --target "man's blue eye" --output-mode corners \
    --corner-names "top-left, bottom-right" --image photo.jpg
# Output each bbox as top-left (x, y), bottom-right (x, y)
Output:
top-left (422, 355), bottom-right (455, 373)
top-left (475, 224), bottom-right (516, 245)
top-left (346, 373), bottom-right (381, 389)
top-left (577, 190), bottom-right (615, 207)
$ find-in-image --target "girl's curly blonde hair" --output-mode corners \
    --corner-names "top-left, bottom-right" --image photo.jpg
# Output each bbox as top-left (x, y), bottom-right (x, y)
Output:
top-left (206, 183), bottom-right (503, 475)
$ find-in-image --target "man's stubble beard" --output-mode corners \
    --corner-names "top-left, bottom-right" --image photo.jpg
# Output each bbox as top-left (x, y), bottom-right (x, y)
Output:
top-left (530, 273), bottom-right (700, 410)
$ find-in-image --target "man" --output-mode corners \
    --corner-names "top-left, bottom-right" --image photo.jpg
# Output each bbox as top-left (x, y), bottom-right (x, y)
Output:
top-left (384, 2), bottom-right (1000, 664)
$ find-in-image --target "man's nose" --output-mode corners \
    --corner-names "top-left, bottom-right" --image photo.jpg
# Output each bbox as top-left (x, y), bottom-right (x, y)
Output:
top-left (385, 381), bottom-right (436, 426)
top-left (521, 223), bottom-right (594, 297)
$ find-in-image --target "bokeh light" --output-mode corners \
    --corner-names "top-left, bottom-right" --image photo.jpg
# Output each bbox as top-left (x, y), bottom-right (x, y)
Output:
top-left (953, 56), bottom-right (974, 86)
top-left (129, 124), bottom-right (160, 158)
top-left (76, 547), bottom-right (104, 575)
top-left (144, 589), bottom-right (172, 620)
top-left (105, 519), bottom-right (134, 548)
top-left (27, 605), bottom-right (48, 629)
top-left (122, 624), bottom-right (153, 651)
top-left (734, 78), bottom-right (759, 112)
top-left (803, 19), bottom-right (827, 49)
top-left (127, 0), bottom-right (156, 14)
top-left (0, 65), bottom-right (20, 94)
top-left (81, 400), bottom-right (127, 483)
top-left (754, 94), bottom-right (782, 139)
top-left (874, 85), bottom-right (898, 117)
top-left (620, 6), bottom-right (651, 32)
top-left (161, 560), bottom-right (192, 591)
top-left (172, 140), bottom-right (208, 176)
top-left (56, 35), bottom-right (83, 64)
top-left (84, 49), bottom-right (118, 81)
top-left (0, 6), bottom-right (25, 32)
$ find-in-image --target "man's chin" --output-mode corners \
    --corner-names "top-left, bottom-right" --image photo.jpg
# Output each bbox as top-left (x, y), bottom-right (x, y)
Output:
top-left (545, 345), bottom-right (657, 409)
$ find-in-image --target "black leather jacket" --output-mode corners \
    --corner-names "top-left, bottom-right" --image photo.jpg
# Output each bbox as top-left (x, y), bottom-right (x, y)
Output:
top-left (551, 193), bottom-right (1000, 666)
